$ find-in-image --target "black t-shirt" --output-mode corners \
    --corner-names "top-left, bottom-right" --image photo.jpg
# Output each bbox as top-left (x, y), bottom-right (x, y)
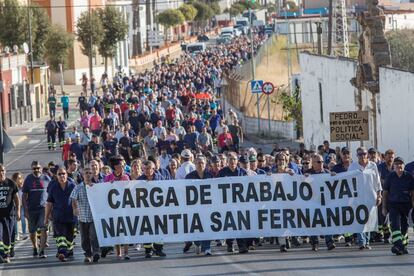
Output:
top-left (384, 171), bottom-right (414, 204)
top-left (88, 141), bottom-right (102, 158)
top-left (78, 96), bottom-right (87, 110)
top-left (0, 178), bottom-right (18, 217)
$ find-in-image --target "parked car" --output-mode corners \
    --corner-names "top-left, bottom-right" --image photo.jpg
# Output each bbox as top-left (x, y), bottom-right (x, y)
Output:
top-left (197, 34), bottom-right (209, 42)
top-left (186, 42), bottom-right (206, 53)
top-left (217, 34), bottom-right (232, 44)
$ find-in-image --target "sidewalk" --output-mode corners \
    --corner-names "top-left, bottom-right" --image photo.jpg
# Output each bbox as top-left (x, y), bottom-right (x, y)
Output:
top-left (6, 85), bottom-right (82, 147)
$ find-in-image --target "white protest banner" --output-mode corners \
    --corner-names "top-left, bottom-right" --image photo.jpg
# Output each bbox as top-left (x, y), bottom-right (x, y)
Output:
top-left (87, 170), bottom-right (378, 246)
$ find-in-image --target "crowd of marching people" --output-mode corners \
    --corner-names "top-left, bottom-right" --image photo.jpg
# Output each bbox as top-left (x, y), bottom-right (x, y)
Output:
top-left (1, 31), bottom-right (414, 264)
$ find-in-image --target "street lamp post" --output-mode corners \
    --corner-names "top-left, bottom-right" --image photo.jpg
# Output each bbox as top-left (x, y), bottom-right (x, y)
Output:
top-left (284, 5), bottom-right (292, 94)
top-left (249, 7), bottom-right (261, 134)
top-left (28, 0), bottom-right (34, 84)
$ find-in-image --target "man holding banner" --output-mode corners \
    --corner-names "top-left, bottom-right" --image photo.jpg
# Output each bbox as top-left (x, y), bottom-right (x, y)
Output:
top-left (137, 160), bottom-right (166, 258)
top-left (305, 154), bottom-right (336, 252)
top-left (217, 152), bottom-right (249, 254)
top-left (184, 155), bottom-right (214, 256)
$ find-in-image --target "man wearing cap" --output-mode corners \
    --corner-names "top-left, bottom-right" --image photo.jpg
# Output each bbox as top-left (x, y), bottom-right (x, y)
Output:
top-left (331, 147), bottom-right (352, 173)
top-left (348, 147), bottom-right (382, 250)
top-left (239, 156), bottom-right (256, 176)
top-left (377, 149), bottom-right (395, 243)
top-left (330, 147), bottom-right (354, 246)
top-left (218, 152), bottom-right (249, 254)
top-left (382, 157), bottom-right (414, 255)
top-left (249, 155), bottom-right (266, 175)
top-left (22, 161), bottom-right (49, 258)
top-left (304, 154), bottom-right (336, 251)
top-left (208, 156), bottom-right (221, 177)
top-left (176, 150), bottom-right (196, 179)
top-left (368, 148), bottom-right (380, 164)
top-left (138, 161), bottom-right (166, 258)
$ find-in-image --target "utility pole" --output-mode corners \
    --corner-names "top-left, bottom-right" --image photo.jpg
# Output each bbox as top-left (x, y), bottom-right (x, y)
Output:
top-left (285, 6), bottom-right (292, 94)
top-left (250, 7), bottom-right (261, 134)
top-left (28, 0), bottom-right (34, 84)
top-left (327, 0), bottom-right (333, 55)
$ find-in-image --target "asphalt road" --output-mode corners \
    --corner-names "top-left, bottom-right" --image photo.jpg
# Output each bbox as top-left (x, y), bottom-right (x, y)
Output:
top-left (3, 87), bottom-right (414, 275)
top-left (2, 236), bottom-right (414, 276)
top-left (4, 93), bottom-right (79, 176)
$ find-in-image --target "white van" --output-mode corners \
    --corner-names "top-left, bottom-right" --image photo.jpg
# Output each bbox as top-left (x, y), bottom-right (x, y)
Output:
top-left (186, 42), bottom-right (206, 53)
top-left (220, 27), bottom-right (234, 37)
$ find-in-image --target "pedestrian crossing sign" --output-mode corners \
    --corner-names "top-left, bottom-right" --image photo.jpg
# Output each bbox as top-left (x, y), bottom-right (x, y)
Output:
top-left (251, 80), bottom-right (263, 93)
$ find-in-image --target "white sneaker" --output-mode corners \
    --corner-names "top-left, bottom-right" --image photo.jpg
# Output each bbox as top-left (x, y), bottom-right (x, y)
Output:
top-left (135, 244), bottom-right (141, 251)
top-left (195, 245), bottom-right (201, 255)
top-left (204, 249), bottom-right (212, 256)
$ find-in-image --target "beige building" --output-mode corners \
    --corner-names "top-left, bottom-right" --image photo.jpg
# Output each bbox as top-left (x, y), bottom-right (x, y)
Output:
top-left (33, 0), bottom-right (110, 85)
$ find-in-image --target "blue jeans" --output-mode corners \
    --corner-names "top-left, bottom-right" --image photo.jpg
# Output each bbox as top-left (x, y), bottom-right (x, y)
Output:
top-left (194, 240), bottom-right (211, 252)
top-left (17, 207), bottom-right (27, 235)
top-left (357, 232), bottom-right (370, 246)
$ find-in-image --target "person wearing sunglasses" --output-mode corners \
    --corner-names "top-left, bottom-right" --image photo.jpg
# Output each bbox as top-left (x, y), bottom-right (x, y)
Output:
top-left (304, 154), bottom-right (336, 252)
top-left (348, 147), bottom-right (382, 250)
top-left (44, 167), bottom-right (76, 262)
top-left (22, 161), bottom-right (49, 258)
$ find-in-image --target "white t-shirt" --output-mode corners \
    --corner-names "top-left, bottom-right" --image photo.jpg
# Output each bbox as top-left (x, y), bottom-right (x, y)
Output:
top-left (348, 161), bottom-right (382, 192)
top-left (176, 161), bottom-right (196, 179)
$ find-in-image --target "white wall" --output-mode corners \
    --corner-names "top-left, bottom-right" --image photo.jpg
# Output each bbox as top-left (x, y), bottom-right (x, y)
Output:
top-left (51, 0), bottom-right (67, 28)
top-left (222, 98), bottom-right (295, 140)
top-left (377, 67), bottom-right (414, 161)
top-left (299, 53), bottom-right (375, 154)
top-left (300, 52), bottom-right (414, 161)
top-left (384, 13), bottom-right (414, 30)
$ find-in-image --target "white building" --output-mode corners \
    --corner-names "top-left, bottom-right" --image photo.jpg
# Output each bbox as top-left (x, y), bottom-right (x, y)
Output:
top-left (300, 52), bottom-right (414, 161)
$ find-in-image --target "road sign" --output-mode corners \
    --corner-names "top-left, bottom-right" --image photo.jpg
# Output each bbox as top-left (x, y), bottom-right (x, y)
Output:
top-left (329, 111), bottom-right (369, 142)
top-left (251, 80), bottom-right (263, 93)
top-left (262, 82), bottom-right (274, 95)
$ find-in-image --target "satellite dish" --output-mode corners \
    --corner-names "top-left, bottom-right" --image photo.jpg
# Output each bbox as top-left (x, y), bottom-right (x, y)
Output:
top-left (23, 42), bottom-right (29, 54)
top-left (13, 45), bottom-right (19, 53)
top-left (4, 46), bottom-right (10, 54)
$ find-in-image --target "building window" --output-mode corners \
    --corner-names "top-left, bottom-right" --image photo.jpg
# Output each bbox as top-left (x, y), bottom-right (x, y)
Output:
top-left (319, 82), bottom-right (323, 123)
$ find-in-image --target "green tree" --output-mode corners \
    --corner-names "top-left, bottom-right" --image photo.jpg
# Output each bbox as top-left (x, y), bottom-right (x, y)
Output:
top-left (98, 6), bottom-right (128, 72)
top-left (225, 3), bottom-right (245, 16)
top-left (157, 9), bottom-right (185, 42)
top-left (179, 4), bottom-right (197, 21)
top-left (210, 0), bottom-right (220, 14)
top-left (44, 24), bottom-right (74, 71)
top-left (0, 0), bottom-right (27, 48)
top-left (31, 6), bottom-right (51, 61)
top-left (76, 9), bottom-right (104, 78)
top-left (275, 86), bottom-right (302, 138)
top-left (192, 1), bottom-right (214, 23)
top-left (386, 29), bottom-right (414, 72)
